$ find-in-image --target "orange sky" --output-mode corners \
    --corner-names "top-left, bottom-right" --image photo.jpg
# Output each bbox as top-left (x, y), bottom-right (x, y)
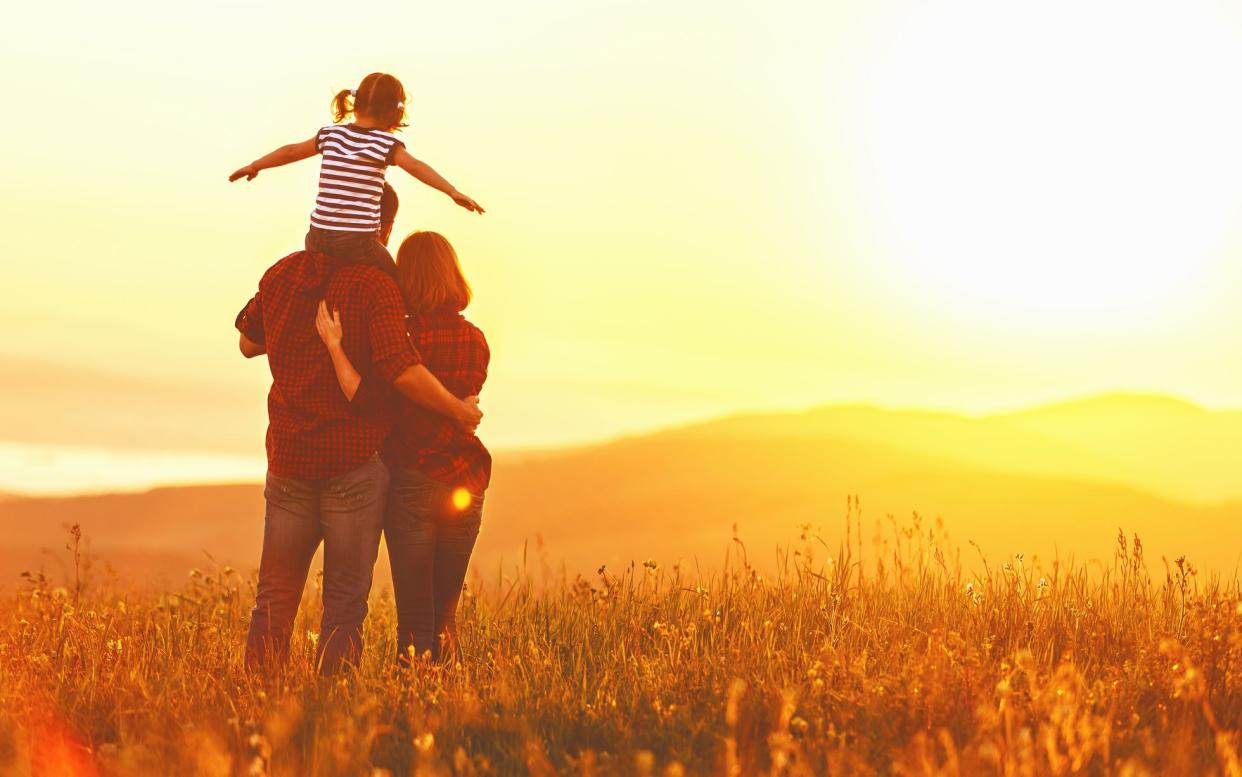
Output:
top-left (4, 0), bottom-right (1242, 492)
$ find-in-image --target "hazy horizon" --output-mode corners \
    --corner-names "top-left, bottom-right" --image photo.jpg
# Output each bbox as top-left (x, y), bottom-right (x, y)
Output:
top-left (1, 388), bottom-right (1236, 498)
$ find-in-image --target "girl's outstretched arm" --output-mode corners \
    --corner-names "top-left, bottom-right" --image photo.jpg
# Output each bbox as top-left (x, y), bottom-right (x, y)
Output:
top-left (391, 146), bottom-right (485, 213)
top-left (314, 301), bottom-right (363, 400)
top-left (229, 136), bottom-right (318, 182)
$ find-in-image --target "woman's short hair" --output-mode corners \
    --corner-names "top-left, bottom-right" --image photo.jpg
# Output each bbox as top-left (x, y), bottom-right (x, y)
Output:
top-left (395, 231), bottom-right (472, 315)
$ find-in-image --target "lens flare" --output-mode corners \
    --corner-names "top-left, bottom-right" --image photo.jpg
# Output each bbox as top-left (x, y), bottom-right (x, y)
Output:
top-left (451, 487), bottom-right (472, 511)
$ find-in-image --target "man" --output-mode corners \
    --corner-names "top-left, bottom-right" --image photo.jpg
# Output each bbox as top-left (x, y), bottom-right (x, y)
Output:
top-left (235, 186), bottom-right (481, 674)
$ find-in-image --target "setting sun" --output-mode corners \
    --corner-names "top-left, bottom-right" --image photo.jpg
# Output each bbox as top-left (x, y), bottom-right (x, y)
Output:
top-left (839, 0), bottom-right (1242, 327)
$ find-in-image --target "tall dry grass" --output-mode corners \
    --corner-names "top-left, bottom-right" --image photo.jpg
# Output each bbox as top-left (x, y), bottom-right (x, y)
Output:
top-left (1, 504), bottom-right (1239, 776)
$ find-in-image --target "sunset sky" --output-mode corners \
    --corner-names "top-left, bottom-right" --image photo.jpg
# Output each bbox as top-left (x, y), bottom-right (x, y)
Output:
top-left (5, 0), bottom-right (1242, 493)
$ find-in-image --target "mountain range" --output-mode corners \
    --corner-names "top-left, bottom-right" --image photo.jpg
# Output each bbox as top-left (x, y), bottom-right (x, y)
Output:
top-left (1, 393), bottom-right (1238, 588)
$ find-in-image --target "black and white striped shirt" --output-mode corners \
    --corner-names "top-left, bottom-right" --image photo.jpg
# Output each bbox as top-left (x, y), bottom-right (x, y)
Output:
top-left (310, 124), bottom-right (404, 233)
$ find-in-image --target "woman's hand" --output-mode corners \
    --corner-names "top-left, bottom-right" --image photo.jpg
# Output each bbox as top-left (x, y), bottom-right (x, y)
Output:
top-left (450, 190), bottom-right (485, 214)
top-left (315, 300), bottom-right (343, 351)
top-left (229, 164), bottom-right (259, 182)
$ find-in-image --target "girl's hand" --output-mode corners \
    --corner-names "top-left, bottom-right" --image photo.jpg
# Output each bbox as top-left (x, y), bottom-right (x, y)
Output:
top-left (315, 300), bottom-right (343, 350)
top-left (450, 190), bottom-right (485, 214)
top-left (229, 165), bottom-right (259, 182)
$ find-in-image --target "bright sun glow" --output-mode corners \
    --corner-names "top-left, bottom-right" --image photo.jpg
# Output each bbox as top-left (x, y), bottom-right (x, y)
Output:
top-left (848, 0), bottom-right (1242, 325)
top-left (451, 487), bottom-right (473, 512)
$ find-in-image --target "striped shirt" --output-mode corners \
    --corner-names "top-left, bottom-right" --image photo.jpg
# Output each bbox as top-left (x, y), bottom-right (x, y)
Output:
top-left (310, 124), bottom-right (404, 233)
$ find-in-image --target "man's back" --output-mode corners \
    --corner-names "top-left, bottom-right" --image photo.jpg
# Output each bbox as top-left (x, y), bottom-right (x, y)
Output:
top-left (236, 251), bottom-right (419, 480)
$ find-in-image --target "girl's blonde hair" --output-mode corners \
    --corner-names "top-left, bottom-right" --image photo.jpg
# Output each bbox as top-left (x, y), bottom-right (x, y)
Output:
top-left (396, 232), bottom-right (473, 315)
top-left (331, 72), bottom-right (407, 131)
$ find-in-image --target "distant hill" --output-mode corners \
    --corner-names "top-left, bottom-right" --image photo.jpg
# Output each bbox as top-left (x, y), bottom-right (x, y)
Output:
top-left (991, 393), bottom-right (1242, 503)
top-left (2, 394), bottom-right (1239, 586)
top-left (664, 392), bottom-right (1242, 504)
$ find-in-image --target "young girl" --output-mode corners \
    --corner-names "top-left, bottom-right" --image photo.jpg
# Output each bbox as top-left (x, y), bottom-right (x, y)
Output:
top-left (315, 231), bottom-right (490, 664)
top-left (229, 72), bottom-right (483, 275)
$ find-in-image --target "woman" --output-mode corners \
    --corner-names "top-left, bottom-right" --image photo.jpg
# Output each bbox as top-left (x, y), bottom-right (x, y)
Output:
top-left (315, 231), bottom-right (490, 664)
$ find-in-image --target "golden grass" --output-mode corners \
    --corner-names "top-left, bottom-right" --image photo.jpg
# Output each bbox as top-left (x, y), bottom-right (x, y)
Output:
top-left (1, 508), bottom-right (1239, 776)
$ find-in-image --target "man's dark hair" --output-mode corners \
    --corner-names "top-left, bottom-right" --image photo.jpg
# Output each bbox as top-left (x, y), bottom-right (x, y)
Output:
top-left (379, 184), bottom-right (399, 246)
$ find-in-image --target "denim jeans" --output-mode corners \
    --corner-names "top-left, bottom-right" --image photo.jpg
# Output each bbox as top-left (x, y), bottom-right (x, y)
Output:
top-left (305, 226), bottom-right (397, 277)
top-left (385, 467), bottom-right (484, 663)
top-left (245, 454), bottom-right (389, 675)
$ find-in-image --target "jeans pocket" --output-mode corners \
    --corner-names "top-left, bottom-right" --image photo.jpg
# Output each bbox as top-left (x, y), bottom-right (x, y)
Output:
top-left (335, 476), bottom-right (379, 510)
top-left (393, 482), bottom-right (436, 518)
top-left (265, 472), bottom-right (309, 512)
top-left (325, 456), bottom-right (386, 511)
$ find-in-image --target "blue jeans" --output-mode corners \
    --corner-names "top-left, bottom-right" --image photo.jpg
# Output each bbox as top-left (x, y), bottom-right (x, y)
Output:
top-left (385, 467), bottom-right (484, 663)
top-left (305, 226), bottom-right (397, 277)
top-left (245, 454), bottom-right (389, 675)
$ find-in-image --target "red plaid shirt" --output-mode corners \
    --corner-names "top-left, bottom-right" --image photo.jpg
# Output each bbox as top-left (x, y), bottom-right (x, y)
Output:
top-left (236, 251), bottom-right (421, 480)
top-left (356, 311), bottom-right (491, 494)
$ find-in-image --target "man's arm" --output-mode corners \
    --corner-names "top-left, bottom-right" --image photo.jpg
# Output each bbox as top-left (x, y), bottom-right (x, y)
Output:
top-left (239, 333), bottom-right (266, 359)
top-left (235, 294), bottom-right (266, 358)
top-left (393, 365), bottom-right (482, 432)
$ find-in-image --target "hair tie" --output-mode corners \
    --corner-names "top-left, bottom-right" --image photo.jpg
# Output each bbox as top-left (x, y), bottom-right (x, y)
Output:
top-left (396, 101), bottom-right (405, 110)
top-left (349, 89), bottom-right (356, 97)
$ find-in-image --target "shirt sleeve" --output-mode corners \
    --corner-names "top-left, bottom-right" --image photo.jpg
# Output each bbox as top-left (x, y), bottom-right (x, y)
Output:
top-left (315, 126), bottom-right (330, 154)
top-left (348, 374), bottom-right (391, 418)
top-left (365, 274), bottom-right (422, 382)
top-left (385, 138), bottom-right (405, 165)
top-left (235, 293), bottom-right (264, 345)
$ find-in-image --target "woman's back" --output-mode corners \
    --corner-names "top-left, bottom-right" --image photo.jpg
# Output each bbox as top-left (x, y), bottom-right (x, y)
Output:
top-left (386, 311), bottom-right (491, 495)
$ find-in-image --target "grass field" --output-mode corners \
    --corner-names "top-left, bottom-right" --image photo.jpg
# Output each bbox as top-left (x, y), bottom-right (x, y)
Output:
top-left (1, 509), bottom-right (1239, 776)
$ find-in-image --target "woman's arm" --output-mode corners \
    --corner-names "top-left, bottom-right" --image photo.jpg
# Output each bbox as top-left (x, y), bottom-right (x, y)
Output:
top-left (391, 146), bottom-right (485, 213)
top-left (315, 301), bottom-right (362, 400)
top-left (229, 136), bottom-right (319, 182)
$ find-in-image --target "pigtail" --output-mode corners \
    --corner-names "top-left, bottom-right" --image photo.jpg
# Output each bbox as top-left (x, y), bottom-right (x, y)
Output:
top-left (331, 88), bottom-right (354, 123)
